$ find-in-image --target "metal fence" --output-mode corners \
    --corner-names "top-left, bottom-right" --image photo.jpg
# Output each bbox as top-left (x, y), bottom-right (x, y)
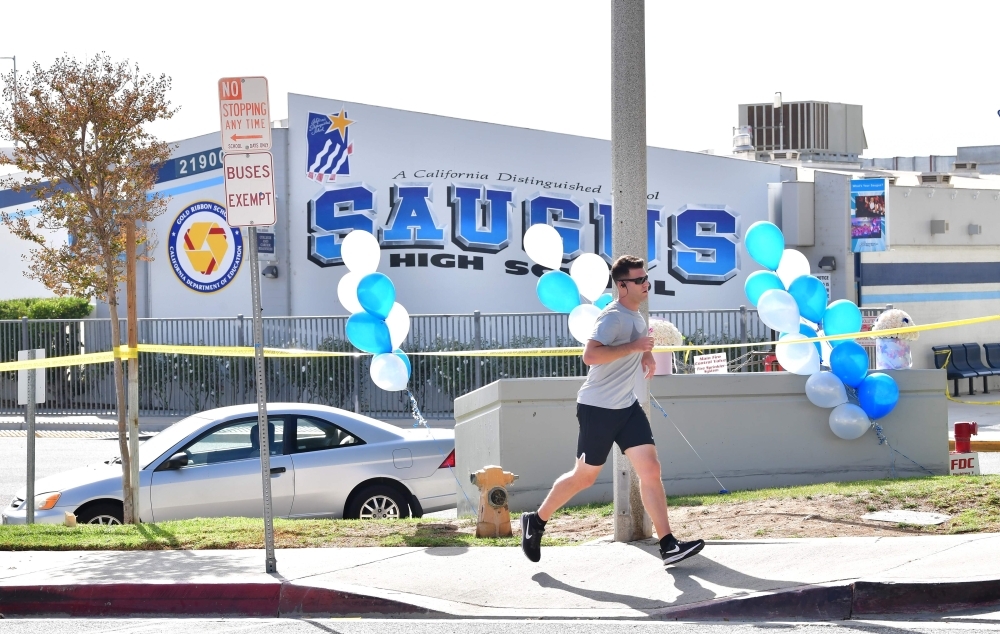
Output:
top-left (0, 306), bottom-right (886, 419)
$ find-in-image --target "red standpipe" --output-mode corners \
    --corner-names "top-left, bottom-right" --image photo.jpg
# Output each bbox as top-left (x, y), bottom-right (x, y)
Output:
top-left (954, 422), bottom-right (978, 453)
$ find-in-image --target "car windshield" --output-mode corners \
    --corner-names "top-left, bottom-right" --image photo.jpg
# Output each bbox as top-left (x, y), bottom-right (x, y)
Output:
top-left (139, 414), bottom-right (213, 468)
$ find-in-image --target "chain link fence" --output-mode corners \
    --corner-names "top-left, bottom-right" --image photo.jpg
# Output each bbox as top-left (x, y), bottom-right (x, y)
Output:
top-left (0, 306), bottom-right (886, 419)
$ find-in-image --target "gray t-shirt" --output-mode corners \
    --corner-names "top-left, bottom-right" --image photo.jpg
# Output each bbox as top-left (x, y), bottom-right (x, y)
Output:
top-left (576, 301), bottom-right (647, 409)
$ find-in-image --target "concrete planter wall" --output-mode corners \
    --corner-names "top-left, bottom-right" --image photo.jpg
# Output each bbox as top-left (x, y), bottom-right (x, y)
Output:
top-left (453, 370), bottom-right (949, 516)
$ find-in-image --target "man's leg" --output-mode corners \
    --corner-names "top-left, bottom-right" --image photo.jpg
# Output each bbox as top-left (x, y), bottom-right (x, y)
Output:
top-left (623, 443), bottom-right (670, 538)
top-left (537, 455), bottom-right (603, 521)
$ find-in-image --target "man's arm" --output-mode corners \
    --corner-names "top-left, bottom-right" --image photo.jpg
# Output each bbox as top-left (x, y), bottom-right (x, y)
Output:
top-left (583, 336), bottom-right (654, 366)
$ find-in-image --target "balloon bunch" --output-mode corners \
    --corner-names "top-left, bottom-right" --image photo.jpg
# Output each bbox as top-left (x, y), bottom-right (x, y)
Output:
top-left (336, 231), bottom-right (412, 392)
top-left (743, 221), bottom-right (899, 440)
top-left (522, 224), bottom-right (613, 343)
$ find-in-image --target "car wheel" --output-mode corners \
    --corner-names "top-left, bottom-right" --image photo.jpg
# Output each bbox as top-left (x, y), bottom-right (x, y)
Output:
top-left (347, 485), bottom-right (410, 520)
top-left (76, 502), bottom-right (124, 526)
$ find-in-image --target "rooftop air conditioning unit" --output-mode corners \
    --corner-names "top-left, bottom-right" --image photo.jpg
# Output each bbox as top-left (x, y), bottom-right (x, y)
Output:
top-left (952, 161), bottom-right (980, 177)
top-left (920, 173), bottom-right (952, 186)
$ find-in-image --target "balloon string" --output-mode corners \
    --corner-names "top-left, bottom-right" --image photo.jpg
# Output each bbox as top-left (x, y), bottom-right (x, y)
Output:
top-left (650, 395), bottom-right (729, 494)
top-left (843, 385), bottom-right (936, 478)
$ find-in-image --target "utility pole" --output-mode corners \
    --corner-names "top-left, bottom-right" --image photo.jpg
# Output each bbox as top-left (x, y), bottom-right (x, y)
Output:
top-left (125, 218), bottom-right (140, 522)
top-left (611, 0), bottom-right (653, 542)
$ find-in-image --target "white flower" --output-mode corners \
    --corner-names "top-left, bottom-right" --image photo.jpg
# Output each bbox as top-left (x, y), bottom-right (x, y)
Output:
top-left (871, 309), bottom-right (919, 341)
top-left (648, 319), bottom-right (684, 346)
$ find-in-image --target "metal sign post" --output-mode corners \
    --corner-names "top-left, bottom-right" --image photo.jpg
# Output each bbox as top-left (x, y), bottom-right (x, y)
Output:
top-left (248, 225), bottom-right (277, 573)
top-left (220, 75), bottom-right (278, 574)
top-left (18, 318), bottom-right (44, 525)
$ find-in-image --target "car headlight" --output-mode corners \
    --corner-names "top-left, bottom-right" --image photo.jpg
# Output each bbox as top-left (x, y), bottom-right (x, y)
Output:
top-left (35, 492), bottom-right (61, 510)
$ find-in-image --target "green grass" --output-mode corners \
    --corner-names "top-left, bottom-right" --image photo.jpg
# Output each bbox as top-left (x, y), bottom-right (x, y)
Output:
top-left (0, 516), bottom-right (571, 551)
top-left (2, 475), bottom-right (997, 550)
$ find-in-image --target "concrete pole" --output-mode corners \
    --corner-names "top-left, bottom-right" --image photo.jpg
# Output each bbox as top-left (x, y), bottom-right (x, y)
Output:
top-left (611, 0), bottom-right (653, 543)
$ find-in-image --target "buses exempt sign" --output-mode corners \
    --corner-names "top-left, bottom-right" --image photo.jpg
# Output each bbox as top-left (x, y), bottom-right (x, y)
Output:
top-left (218, 77), bottom-right (272, 153)
top-left (223, 152), bottom-right (276, 226)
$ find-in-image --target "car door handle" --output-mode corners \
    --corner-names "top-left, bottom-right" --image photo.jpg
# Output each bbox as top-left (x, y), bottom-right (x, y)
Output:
top-left (270, 467), bottom-right (286, 475)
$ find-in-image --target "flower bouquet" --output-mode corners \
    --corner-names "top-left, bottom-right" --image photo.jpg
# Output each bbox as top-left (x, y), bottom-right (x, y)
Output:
top-left (648, 319), bottom-right (683, 375)
top-left (870, 309), bottom-right (918, 370)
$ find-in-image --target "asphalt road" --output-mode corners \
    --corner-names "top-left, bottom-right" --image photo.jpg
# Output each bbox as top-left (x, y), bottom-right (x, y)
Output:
top-left (0, 436), bottom-right (122, 507)
top-left (0, 618), bottom-right (997, 633)
top-left (3, 436), bottom-right (1000, 510)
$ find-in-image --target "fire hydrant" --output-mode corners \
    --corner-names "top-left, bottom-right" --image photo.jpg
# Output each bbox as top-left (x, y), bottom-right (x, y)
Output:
top-left (954, 422), bottom-right (978, 453)
top-left (470, 465), bottom-right (518, 538)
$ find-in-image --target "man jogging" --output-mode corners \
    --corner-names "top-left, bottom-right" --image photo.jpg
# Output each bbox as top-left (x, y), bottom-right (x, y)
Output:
top-left (520, 255), bottom-right (704, 566)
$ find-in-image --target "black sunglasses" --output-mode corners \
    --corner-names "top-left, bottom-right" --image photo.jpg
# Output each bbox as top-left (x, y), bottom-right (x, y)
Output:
top-left (616, 275), bottom-right (648, 285)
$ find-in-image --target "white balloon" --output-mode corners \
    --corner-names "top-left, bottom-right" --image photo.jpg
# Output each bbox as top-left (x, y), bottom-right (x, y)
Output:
top-left (776, 249), bottom-right (811, 289)
top-left (776, 333), bottom-right (820, 375)
top-left (337, 271), bottom-right (364, 314)
top-left (570, 254), bottom-right (610, 302)
top-left (370, 353), bottom-right (409, 391)
top-left (341, 230), bottom-right (381, 274)
top-left (757, 289), bottom-right (801, 334)
top-left (568, 304), bottom-right (601, 344)
top-left (829, 403), bottom-right (871, 440)
top-left (385, 302), bottom-right (410, 349)
top-left (523, 224), bottom-right (564, 270)
top-left (805, 371), bottom-right (849, 408)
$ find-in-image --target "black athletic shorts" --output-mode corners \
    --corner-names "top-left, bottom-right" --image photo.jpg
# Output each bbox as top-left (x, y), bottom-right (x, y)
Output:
top-left (576, 400), bottom-right (655, 466)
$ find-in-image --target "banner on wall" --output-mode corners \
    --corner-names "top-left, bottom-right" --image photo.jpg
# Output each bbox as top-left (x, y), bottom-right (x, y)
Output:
top-left (850, 179), bottom-right (888, 252)
top-left (286, 95), bottom-right (783, 314)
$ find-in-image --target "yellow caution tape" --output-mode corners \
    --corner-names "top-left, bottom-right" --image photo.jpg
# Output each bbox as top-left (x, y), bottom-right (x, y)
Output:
top-left (0, 351), bottom-right (116, 372)
top-left (135, 344), bottom-right (361, 358)
top-left (0, 313), bottom-right (996, 369)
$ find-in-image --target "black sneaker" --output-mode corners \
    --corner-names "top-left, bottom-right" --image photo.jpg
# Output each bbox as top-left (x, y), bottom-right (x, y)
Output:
top-left (660, 538), bottom-right (705, 565)
top-left (520, 512), bottom-right (544, 562)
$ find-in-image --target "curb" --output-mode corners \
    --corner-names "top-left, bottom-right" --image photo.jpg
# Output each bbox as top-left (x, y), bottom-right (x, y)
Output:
top-left (949, 440), bottom-right (1000, 452)
top-left (2, 578), bottom-right (999, 619)
top-left (654, 579), bottom-right (1000, 621)
top-left (0, 582), bottom-right (438, 618)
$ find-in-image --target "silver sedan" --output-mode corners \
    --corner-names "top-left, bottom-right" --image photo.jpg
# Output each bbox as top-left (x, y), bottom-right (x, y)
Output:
top-left (2, 403), bottom-right (456, 525)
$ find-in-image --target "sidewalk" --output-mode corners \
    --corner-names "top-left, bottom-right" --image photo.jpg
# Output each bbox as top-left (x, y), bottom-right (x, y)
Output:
top-left (2, 534), bottom-right (999, 619)
top-left (948, 394), bottom-right (1000, 451)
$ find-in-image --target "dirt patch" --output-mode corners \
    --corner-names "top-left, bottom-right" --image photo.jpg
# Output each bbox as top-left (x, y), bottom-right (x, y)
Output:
top-left (521, 490), bottom-right (998, 543)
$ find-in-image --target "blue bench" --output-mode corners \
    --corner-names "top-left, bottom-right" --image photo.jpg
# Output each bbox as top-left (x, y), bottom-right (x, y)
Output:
top-left (986, 343), bottom-right (1000, 372)
top-left (931, 346), bottom-right (979, 396)
top-left (933, 344), bottom-right (1000, 396)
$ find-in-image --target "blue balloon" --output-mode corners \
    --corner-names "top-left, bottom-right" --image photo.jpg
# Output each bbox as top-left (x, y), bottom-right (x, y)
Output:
top-left (593, 293), bottom-right (613, 310)
top-left (799, 323), bottom-right (823, 359)
top-left (858, 372), bottom-right (899, 420)
top-left (356, 273), bottom-right (396, 320)
top-left (536, 271), bottom-right (581, 313)
top-left (829, 341), bottom-right (869, 388)
top-left (788, 276), bottom-right (828, 324)
top-left (823, 300), bottom-right (863, 347)
top-left (745, 221), bottom-right (785, 271)
top-left (744, 271), bottom-right (784, 307)
top-left (346, 312), bottom-right (392, 354)
top-left (393, 349), bottom-right (411, 377)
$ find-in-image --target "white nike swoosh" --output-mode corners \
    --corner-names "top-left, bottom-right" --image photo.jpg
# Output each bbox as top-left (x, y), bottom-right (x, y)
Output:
top-left (664, 545), bottom-right (679, 554)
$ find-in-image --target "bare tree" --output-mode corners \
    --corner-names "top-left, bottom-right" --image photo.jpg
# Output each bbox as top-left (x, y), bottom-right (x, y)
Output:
top-left (0, 53), bottom-right (177, 524)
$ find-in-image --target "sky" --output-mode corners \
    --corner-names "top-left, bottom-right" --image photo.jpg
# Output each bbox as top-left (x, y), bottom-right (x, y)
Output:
top-left (2, 0), bottom-right (1000, 159)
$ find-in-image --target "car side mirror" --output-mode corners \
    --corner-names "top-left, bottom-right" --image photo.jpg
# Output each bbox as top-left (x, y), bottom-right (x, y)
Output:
top-left (159, 452), bottom-right (189, 471)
